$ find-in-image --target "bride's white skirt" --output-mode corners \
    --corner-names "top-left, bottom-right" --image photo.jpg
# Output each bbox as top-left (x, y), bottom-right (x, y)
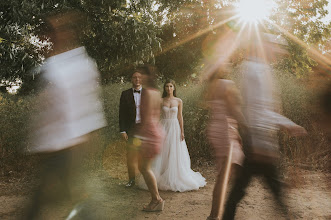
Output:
top-left (138, 118), bottom-right (206, 192)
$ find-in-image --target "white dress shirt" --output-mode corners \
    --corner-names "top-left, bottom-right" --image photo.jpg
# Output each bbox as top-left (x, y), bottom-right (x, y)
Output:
top-left (133, 87), bottom-right (142, 124)
top-left (241, 58), bottom-right (298, 155)
top-left (30, 47), bottom-right (106, 153)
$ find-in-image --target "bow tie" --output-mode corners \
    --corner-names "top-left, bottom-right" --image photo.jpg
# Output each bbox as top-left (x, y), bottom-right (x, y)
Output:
top-left (134, 90), bottom-right (141, 94)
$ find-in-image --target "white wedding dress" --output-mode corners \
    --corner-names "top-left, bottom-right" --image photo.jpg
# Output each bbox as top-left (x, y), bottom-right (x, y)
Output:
top-left (138, 106), bottom-right (206, 192)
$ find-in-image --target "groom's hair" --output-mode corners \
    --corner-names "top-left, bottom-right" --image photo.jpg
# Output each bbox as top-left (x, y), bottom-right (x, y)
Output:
top-left (162, 79), bottom-right (177, 98)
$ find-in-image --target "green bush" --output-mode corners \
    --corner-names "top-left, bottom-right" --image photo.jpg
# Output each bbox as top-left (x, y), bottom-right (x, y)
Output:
top-left (102, 83), bottom-right (127, 141)
top-left (175, 84), bottom-right (211, 163)
top-left (0, 74), bottom-right (329, 173)
top-left (0, 93), bottom-right (36, 174)
top-left (276, 73), bottom-right (330, 170)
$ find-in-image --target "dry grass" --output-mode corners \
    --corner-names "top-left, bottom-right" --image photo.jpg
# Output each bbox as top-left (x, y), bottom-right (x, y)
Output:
top-left (102, 140), bottom-right (128, 180)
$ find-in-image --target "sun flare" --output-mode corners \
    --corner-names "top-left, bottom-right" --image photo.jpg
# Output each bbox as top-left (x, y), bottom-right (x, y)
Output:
top-left (237, 0), bottom-right (275, 23)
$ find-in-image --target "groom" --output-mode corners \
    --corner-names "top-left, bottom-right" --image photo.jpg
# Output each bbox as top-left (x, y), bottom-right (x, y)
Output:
top-left (119, 70), bottom-right (143, 187)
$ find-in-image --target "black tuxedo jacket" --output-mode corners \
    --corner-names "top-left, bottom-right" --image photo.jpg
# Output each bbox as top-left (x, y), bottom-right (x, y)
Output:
top-left (119, 88), bottom-right (143, 134)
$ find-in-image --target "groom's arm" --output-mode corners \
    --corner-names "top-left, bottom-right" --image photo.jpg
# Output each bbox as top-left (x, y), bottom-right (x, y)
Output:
top-left (177, 99), bottom-right (185, 141)
top-left (119, 91), bottom-right (127, 133)
top-left (119, 91), bottom-right (129, 141)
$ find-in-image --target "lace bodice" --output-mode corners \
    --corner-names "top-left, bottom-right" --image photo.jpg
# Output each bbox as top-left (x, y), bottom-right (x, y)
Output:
top-left (161, 106), bottom-right (178, 119)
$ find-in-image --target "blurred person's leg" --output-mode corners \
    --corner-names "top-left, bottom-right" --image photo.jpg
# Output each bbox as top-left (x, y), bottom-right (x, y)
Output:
top-left (209, 158), bottom-right (239, 219)
top-left (26, 149), bottom-right (72, 219)
top-left (69, 131), bottom-right (104, 199)
top-left (263, 163), bottom-right (290, 218)
top-left (138, 153), bottom-right (163, 211)
top-left (222, 159), bottom-right (252, 220)
top-left (64, 132), bottom-right (110, 220)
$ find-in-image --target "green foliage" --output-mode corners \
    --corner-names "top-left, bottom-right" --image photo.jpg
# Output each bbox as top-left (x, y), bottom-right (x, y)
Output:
top-left (101, 82), bottom-right (128, 140)
top-left (1, 0), bottom-right (331, 91)
top-left (272, 0), bottom-right (331, 77)
top-left (155, 2), bottom-right (206, 83)
top-left (276, 72), bottom-right (330, 169)
top-left (1, 0), bottom-right (164, 89)
top-left (0, 93), bottom-right (36, 173)
top-left (179, 84), bottom-right (211, 161)
top-left (0, 78), bottom-right (330, 172)
top-left (83, 0), bottom-right (164, 83)
top-left (1, 0), bottom-right (331, 171)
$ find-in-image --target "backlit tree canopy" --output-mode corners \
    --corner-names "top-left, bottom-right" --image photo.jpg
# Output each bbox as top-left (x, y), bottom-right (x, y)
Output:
top-left (0, 0), bottom-right (330, 93)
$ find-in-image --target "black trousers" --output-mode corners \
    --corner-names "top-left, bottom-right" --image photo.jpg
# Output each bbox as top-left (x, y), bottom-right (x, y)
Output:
top-left (26, 148), bottom-right (72, 219)
top-left (222, 158), bottom-right (289, 220)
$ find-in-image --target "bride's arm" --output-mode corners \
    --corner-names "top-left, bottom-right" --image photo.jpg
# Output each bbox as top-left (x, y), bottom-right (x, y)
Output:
top-left (177, 99), bottom-right (185, 141)
top-left (160, 98), bottom-right (164, 119)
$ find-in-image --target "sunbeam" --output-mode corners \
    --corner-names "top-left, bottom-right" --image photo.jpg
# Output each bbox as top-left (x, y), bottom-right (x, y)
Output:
top-left (267, 19), bottom-right (331, 72)
top-left (236, 0), bottom-right (275, 24)
top-left (159, 14), bottom-right (240, 55)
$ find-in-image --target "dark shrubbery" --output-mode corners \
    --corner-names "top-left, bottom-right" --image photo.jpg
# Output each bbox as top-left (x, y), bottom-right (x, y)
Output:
top-left (0, 93), bottom-right (36, 175)
top-left (0, 74), bottom-right (330, 174)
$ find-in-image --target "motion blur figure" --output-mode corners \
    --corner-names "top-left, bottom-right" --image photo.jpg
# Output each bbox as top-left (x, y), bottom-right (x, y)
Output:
top-left (201, 8), bottom-right (248, 219)
top-left (134, 65), bottom-right (165, 212)
top-left (25, 9), bottom-right (106, 219)
top-left (222, 31), bottom-right (307, 220)
top-left (205, 67), bottom-right (246, 220)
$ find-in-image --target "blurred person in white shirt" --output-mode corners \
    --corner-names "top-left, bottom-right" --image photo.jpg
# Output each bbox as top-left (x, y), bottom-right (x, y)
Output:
top-left (222, 30), bottom-right (307, 220)
top-left (25, 9), bottom-right (106, 219)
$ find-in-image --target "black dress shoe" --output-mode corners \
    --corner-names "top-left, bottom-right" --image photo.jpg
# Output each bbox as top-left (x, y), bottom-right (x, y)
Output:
top-left (125, 179), bottom-right (135, 187)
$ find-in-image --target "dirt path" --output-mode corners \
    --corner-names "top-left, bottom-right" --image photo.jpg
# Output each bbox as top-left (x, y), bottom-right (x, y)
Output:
top-left (1, 147), bottom-right (331, 219)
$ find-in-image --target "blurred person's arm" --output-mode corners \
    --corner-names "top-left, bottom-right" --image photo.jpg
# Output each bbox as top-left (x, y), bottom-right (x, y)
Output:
top-left (285, 125), bottom-right (307, 136)
top-left (140, 89), bottom-right (151, 126)
top-left (225, 83), bottom-right (247, 127)
top-left (271, 112), bottom-right (307, 136)
top-left (177, 99), bottom-right (185, 141)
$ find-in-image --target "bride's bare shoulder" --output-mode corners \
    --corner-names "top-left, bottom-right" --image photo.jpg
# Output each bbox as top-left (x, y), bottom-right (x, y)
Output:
top-left (175, 97), bottom-right (183, 105)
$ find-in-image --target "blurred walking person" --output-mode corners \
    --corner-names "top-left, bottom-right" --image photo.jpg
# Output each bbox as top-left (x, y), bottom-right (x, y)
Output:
top-left (202, 8), bottom-right (247, 219)
top-left (222, 31), bottom-right (307, 220)
top-left (25, 9), bottom-right (106, 219)
top-left (205, 66), bottom-right (247, 220)
top-left (134, 65), bottom-right (165, 212)
top-left (119, 69), bottom-right (144, 187)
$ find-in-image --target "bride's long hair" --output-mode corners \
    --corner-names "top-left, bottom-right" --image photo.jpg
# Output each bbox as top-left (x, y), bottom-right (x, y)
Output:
top-left (162, 79), bottom-right (177, 98)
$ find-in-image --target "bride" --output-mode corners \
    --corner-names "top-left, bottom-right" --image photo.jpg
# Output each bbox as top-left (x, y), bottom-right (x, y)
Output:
top-left (138, 79), bottom-right (206, 192)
